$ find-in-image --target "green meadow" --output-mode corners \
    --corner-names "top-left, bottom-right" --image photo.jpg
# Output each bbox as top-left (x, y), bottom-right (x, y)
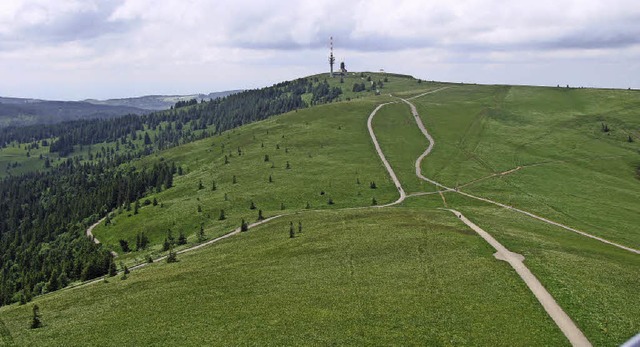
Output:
top-left (1, 75), bottom-right (638, 346)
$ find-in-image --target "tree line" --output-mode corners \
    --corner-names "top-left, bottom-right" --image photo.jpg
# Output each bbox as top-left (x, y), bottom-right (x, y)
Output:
top-left (0, 76), bottom-right (350, 306)
top-left (0, 158), bottom-right (176, 306)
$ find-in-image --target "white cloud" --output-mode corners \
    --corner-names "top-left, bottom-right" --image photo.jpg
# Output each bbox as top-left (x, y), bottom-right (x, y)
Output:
top-left (0, 0), bottom-right (638, 99)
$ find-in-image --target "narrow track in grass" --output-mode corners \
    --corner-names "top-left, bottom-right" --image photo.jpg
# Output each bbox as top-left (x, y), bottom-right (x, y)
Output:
top-left (394, 91), bottom-right (593, 346)
top-left (402, 95), bottom-right (640, 255)
top-left (86, 217), bottom-right (118, 257)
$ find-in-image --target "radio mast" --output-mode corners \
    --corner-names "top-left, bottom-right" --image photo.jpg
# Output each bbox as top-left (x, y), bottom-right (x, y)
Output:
top-left (329, 36), bottom-right (335, 77)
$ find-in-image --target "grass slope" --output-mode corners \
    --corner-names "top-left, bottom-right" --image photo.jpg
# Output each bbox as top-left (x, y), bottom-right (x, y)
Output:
top-left (91, 98), bottom-right (402, 264)
top-left (1, 76), bottom-right (638, 346)
top-left (0, 209), bottom-right (567, 346)
top-left (412, 85), bottom-right (640, 248)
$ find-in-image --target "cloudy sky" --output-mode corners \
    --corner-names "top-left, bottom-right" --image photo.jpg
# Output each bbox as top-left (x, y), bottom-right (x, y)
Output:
top-left (0, 0), bottom-right (639, 100)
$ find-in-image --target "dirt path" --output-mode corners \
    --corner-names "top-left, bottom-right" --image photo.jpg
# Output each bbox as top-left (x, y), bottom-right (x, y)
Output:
top-left (86, 217), bottom-right (118, 257)
top-left (457, 166), bottom-right (522, 189)
top-left (367, 102), bottom-right (407, 207)
top-left (444, 209), bottom-right (592, 347)
top-left (403, 96), bottom-right (640, 255)
top-left (397, 93), bottom-right (592, 345)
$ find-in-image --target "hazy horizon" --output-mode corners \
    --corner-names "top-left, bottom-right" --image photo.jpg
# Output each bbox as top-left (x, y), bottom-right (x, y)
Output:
top-left (1, 0), bottom-right (639, 100)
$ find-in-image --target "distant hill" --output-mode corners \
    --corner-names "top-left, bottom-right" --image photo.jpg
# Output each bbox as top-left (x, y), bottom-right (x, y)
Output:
top-left (0, 90), bottom-right (240, 128)
top-left (0, 98), bottom-right (147, 128)
top-left (83, 90), bottom-right (242, 111)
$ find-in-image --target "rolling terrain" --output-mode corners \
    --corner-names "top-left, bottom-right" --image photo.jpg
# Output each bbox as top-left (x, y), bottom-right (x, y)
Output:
top-left (0, 74), bottom-right (638, 346)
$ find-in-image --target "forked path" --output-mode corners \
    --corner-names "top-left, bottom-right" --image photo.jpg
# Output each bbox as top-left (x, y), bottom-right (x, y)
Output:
top-left (375, 92), bottom-right (592, 346)
top-left (403, 95), bottom-right (639, 255)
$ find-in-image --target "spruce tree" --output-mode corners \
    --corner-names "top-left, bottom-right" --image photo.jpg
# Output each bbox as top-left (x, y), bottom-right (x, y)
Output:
top-left (264, 154), bottom-right (270, 162)
top-left (166, 248), bottom-right (178, 263)
top-left (212, 180), bottom-right (217, 191)
top-left (241, 219), bottom-right (249, 232)
top-left (178, 232), bottom-right (187, 245)
top-left (258, 209), bottom-right (264, 221)
top-left (219, 209), bottom-right (226, 220)
top-left (298, 221), bottom-right (302, 234)
top-left (108, 259), bottom-right (117, 277)
top-left (198, 224), bottom-right (205, 242)
top-left (269, 174), bottom-right (273, 183)
top-left (372, 197), bottom-right (377, 206)
top-left (30, 305), bottom-right (42, 329)
top-left (289, 222), bottom-right (295, 238)
top-left (232, 175), bottom-right (237, 184)
top-left (286, 161), bottom-right (291, 169)
top-left (198, 179), bottom-right (204, 190)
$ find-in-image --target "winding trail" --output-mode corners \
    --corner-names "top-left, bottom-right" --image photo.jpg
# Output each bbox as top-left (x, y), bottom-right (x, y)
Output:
top-left (86, 217), bottom-right (118, 257)
top-left (366, 102), bottom-right (407, 207)
top-left (403, 95), bottom-right (640, 255)
top-left (73, 88), bottom-right (632, 347)
top-left (396, 92), bottom-right (592, 346)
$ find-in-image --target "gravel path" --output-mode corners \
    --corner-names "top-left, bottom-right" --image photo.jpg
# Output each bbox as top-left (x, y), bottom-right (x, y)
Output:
top-left (401, 93), bottom-right (592, 346)
top-left (403, 95), bottom-right (639, 255)
top-left (366, 102), bottom-right (407, 207)
top-left (445, 209), bottom-right (592, 347)
top-left (86, 217), bottom-right (118, 257)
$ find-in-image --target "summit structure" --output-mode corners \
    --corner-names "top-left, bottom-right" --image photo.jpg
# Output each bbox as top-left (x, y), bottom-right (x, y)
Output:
top-left (329, 36), bottom-right (336, 77)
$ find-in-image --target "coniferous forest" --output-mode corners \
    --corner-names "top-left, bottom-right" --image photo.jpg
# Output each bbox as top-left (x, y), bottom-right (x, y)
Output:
top-left (0, 77), bottom-right (342, 306)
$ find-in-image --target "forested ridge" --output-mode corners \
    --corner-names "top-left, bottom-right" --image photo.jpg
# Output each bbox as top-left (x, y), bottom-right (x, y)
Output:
top-left (0, 77), bottom-right (338, 153)
top-left (0, 158), bottom-right (176, 305)
top-left (0, 76), bottom-right (343, 306)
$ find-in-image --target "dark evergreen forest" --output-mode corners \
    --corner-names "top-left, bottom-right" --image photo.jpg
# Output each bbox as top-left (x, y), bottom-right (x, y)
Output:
top-left (0, 77), bottom-right (342, 306)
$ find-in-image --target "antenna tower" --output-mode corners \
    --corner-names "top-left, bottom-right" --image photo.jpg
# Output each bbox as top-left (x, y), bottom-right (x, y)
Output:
top-left (329, 36), bottom-right (335, 77)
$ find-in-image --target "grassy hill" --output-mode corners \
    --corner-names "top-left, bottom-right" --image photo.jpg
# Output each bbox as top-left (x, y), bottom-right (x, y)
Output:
top-left (0, 74), bottom-right (638, 346)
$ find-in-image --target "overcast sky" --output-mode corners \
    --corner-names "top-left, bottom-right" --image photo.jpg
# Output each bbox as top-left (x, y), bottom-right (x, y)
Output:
top-left (0, 0), bottom-right (639, 100)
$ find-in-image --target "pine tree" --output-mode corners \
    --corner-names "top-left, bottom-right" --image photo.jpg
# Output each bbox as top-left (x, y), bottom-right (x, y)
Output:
top-left (153, 197), bottom-right (158, 206)
top-left (372, 197), bottom-right (377, 205)
top-left (264, 154), bottom-right (270, 162)
top-left (250, 200), bottom-right (256, 209)
top-left (30, 304), bottom-right (42, 329)
top-left (241, 219), bottom-right (249, 232)
top-left (258, 209), bottom-right (264, 220)
top-left (211, 180), bottom-right (217, 191)
top-left (280, 202), bottom-right (285, 210)
top-left (269, 174), bottom-right (273, 183)
top-left (178, 231), bottom-right (187, 245)
top-left (134, 200), bottom-right (140, 214)
top-left (298, 221), bottom-right (302, 234)
top-left (198, 179), bottom-right (204, 190)
top-left (305, 202), bottom-right (311, 209)
top-left (232, 175), bottom-right (237, 184)
top-left (289, 222), bottom-right (295, 238)
top-left (167, 248), bottom-right (178, 263)
top-left (328, 198), bottom-right (334, 205)
top-left (370, 181), bottom-right (377, 189)
top-left (198, 224), bottom-right (205, 242)
top-left (219, 209), bottom-right (226, 220)
top-left (108, 259), bottom-right (117, 277)
top-left (286, 161), bottom-right (291, 169)
top-left (224, 155), bottom-right (229, 164)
